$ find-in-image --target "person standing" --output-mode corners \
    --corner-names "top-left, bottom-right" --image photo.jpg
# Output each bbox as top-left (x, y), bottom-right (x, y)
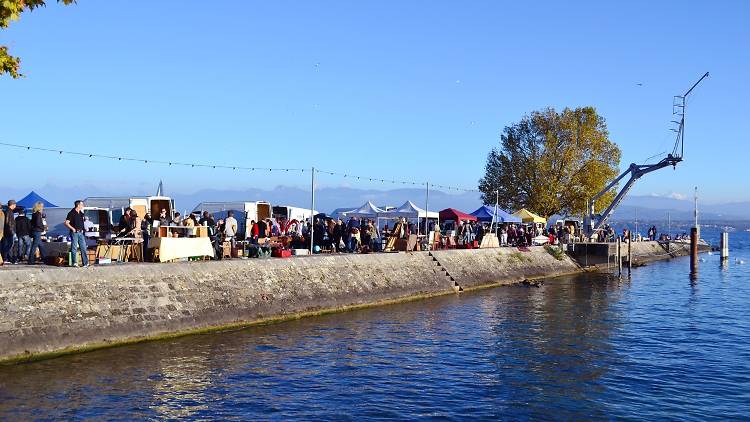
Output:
top-left (224, 211), bottom-right (238, 247)
top-left (158, 209), bottom-right (170, 228)
top-left (0, 204), bottom-right (4, 266)
top-left (257, 218), bottom-right (267, 241)
top-left (248, 220), bottom-right (259, 244)
top-left (141, 212), bottom-right (153, 261)
top-left (64, 200), bottom-right (89, 267)
top-left (199, 211), bottom-right (216, 237)
top-left (333, 219), bottom-right (344, 252)
top-left (28, 202), bottom-right (45, 265)
top-left (1, 200), bottom-right (17, 263)
top-left (15, 211), bottom-right (31, 263)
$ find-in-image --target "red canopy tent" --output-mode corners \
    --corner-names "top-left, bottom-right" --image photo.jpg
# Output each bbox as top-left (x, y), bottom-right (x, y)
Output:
top-left (438, 208), bottom-right (477, 222)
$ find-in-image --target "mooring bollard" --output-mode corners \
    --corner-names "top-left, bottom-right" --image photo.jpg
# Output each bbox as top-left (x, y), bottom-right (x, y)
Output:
top-left (627, 238), bottom-right (632, 276)
top-left (720, 231), bottom-right (729, 261)
top-left (617, 236), bottom-right (622, 277)
top-left (690, 227), bottom-right (698, 276)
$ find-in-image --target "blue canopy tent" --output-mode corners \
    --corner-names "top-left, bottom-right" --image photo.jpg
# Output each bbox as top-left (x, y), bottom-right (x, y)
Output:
top-left (470, 205), bottom-right (495, 222)
top-left (470, 205), bottom-right (521, 223)
top-left (16, 191), bottom-right (58, 209)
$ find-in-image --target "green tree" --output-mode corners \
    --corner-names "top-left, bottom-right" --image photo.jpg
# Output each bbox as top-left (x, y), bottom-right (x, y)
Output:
top-left (478, 107), bottom-right (621, 218)
top-left (1, 0), bottom-right (75, 78)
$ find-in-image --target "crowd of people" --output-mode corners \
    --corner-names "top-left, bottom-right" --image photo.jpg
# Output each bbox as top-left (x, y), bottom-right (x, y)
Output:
top-left (0, 200), bottom-right (47, 266)
top-left (0, 195), bottom-right (675, 268)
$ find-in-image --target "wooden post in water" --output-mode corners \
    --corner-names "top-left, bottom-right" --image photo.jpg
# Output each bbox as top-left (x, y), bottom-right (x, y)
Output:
top-left (617, 237), bottom-right (622, 277)
top-left (690, 227), bottom-right (698, 276)
top-left (720, 231), bottom-right (729, 261)
top-left (627, 238), bottom-right (632, 276)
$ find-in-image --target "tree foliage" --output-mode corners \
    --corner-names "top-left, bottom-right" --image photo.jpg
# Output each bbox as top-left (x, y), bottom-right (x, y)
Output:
top-left (478, 107), bottom-right (621, 218)
top-left (1, 0), bottom-right (76, 78)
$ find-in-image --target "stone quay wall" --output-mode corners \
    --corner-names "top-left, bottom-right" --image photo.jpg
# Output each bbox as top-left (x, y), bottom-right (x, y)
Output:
top-left (0, 242), bottom-right (688, 364)
top-left (0, 247), bottom-right (583, 363)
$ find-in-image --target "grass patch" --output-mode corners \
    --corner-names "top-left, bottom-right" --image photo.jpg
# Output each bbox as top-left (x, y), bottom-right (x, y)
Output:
top-left (509, 252), bottom-right (532, 263)
top-left (544, 245), bottom-right (566, 261)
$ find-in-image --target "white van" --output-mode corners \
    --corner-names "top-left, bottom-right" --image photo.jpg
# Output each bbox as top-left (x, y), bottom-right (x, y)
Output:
top-left (272, 205), bottom-right (315, 222)
top-left (193, 201), bottom-right (272, 239)
top-left (85, 196), bottom-right (175, 226)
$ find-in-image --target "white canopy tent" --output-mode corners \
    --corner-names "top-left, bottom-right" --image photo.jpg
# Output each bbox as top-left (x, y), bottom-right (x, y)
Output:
top-left (384, 201), bottom-right (439, 219)
top-left (340, 201), bottom-right (386, 218)
top-left (378, 200), bottom-right (440, 237)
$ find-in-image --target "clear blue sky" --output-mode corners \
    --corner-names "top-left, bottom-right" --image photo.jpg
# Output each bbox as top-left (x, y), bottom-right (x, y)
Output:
top-left (1, 1), bottom-right (747, 202)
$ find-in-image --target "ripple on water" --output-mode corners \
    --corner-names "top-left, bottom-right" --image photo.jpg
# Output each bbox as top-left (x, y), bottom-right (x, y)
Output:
top-left (1, 229), bottom-right (750, 420)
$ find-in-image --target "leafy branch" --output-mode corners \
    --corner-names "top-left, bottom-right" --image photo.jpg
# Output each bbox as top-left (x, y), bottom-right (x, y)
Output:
top-left (1, 0), bottom-right (76, 78)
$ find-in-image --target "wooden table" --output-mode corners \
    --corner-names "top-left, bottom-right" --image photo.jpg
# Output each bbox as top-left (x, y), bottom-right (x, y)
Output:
top-left (148, 237), bottom-right (215, 262)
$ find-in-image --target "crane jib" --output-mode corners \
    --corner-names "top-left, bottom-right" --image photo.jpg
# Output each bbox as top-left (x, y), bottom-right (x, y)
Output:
top-left (584, 73), bottom-right (709, 238)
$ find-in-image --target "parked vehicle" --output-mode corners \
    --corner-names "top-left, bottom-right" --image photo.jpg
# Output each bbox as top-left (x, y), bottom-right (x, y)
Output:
top-left (44, 206), bottom-right (112, 239)
top-left (192, 201), bottom-right (272, 239)
top-left (272, 205), bottom-right (315, 223)
top-left (84, 196), bottom-right (175, 226)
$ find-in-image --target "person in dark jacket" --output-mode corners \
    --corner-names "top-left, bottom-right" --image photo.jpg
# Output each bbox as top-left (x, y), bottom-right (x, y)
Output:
top-left (117, 208), bottom-right (136, 237)
top-left (2, 200), bottom-right (17, 263)
top-left (332, 219), bottom-right (344, 253)
top-left (0, 204), bottom-right (4, 266)
top-left (28, 202), bottom-right (46, 264)
top-left (15, 212), bottom-right (31, 263)
top-left (141, 212), bottom-right (153, 261)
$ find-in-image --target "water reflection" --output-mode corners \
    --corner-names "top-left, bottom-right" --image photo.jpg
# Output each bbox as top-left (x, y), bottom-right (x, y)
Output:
top-left (1, 249), bottom-right (749, 420)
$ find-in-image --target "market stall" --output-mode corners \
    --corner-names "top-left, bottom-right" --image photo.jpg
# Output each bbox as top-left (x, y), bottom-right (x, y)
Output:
top-left (437, 208), bottom-right (477, 249)
top-left (470, 205), bottom-right (522, 223)
top-left (438, 208), bottom-right (477, 224)
top-left (380, 201), bottom-right (440, 250)
top-left (341, 201), bottom-right (386, 219)
top-left (16, 191), bottom-right (58, 209)
top-left (513, 208), bottom-right (547, 224)
top-left (149, 237), bottom-right (215, 262)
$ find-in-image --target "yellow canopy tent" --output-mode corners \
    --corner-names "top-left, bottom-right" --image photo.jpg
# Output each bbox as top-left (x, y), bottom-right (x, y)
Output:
top-left (513, 208), bottom-right (547, 224)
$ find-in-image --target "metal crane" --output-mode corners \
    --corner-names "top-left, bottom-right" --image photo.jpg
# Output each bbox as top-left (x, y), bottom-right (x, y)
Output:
top-left (584, 72), bottom-right (709, 239)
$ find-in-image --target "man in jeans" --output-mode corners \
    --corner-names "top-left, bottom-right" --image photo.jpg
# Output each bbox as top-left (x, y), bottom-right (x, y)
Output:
top-left (14, 212), bottom-right (31, 263)
top-left (64, 200), bottom-right (89, 267)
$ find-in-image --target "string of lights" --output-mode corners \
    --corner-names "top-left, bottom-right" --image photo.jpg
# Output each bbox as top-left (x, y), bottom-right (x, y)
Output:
top-left (0, 141), bottom-right (480, 192)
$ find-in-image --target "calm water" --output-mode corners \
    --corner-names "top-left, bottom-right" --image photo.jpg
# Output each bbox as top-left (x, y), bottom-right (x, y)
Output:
top-left (1, 230), bottom-right (749, 420)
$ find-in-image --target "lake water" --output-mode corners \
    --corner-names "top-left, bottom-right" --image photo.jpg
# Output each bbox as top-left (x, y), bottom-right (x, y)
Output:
top-left (1, 229), bottom-right (749, 420)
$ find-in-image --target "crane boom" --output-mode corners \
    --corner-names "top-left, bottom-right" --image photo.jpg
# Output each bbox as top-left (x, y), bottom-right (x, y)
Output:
top-left (584, 72), bottom-right (709, 238)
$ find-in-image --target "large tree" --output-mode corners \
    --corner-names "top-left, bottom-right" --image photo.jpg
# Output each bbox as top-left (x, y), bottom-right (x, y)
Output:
top-left (1, 0), bottom-right (75, 78)
top-left (478, 106), bottom-right (621, 218)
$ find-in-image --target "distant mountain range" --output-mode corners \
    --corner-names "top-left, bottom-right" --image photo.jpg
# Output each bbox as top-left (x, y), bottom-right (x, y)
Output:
top-left (613, 195), bottom-right (750, 222)
top-left (2, 184), bottom-right (748, 222)
top-left (0, 184), bottom-right (481, 216)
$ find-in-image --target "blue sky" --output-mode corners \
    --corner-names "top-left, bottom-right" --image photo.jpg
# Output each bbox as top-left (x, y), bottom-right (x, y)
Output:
top-left (1, 1), bottom-right (747, 203)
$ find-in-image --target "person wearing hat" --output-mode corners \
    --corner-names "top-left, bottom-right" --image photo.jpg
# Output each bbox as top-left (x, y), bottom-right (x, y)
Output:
top-left (1, 200), bottom-right (17, 264)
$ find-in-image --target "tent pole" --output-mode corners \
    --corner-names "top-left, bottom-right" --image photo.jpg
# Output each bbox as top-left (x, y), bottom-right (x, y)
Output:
top-left (310, 166), bottom-right (315, 256)
top-left (495, 190), bottom-right (499, 237)
top-left (424, 182), bottom-right (429, 250)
